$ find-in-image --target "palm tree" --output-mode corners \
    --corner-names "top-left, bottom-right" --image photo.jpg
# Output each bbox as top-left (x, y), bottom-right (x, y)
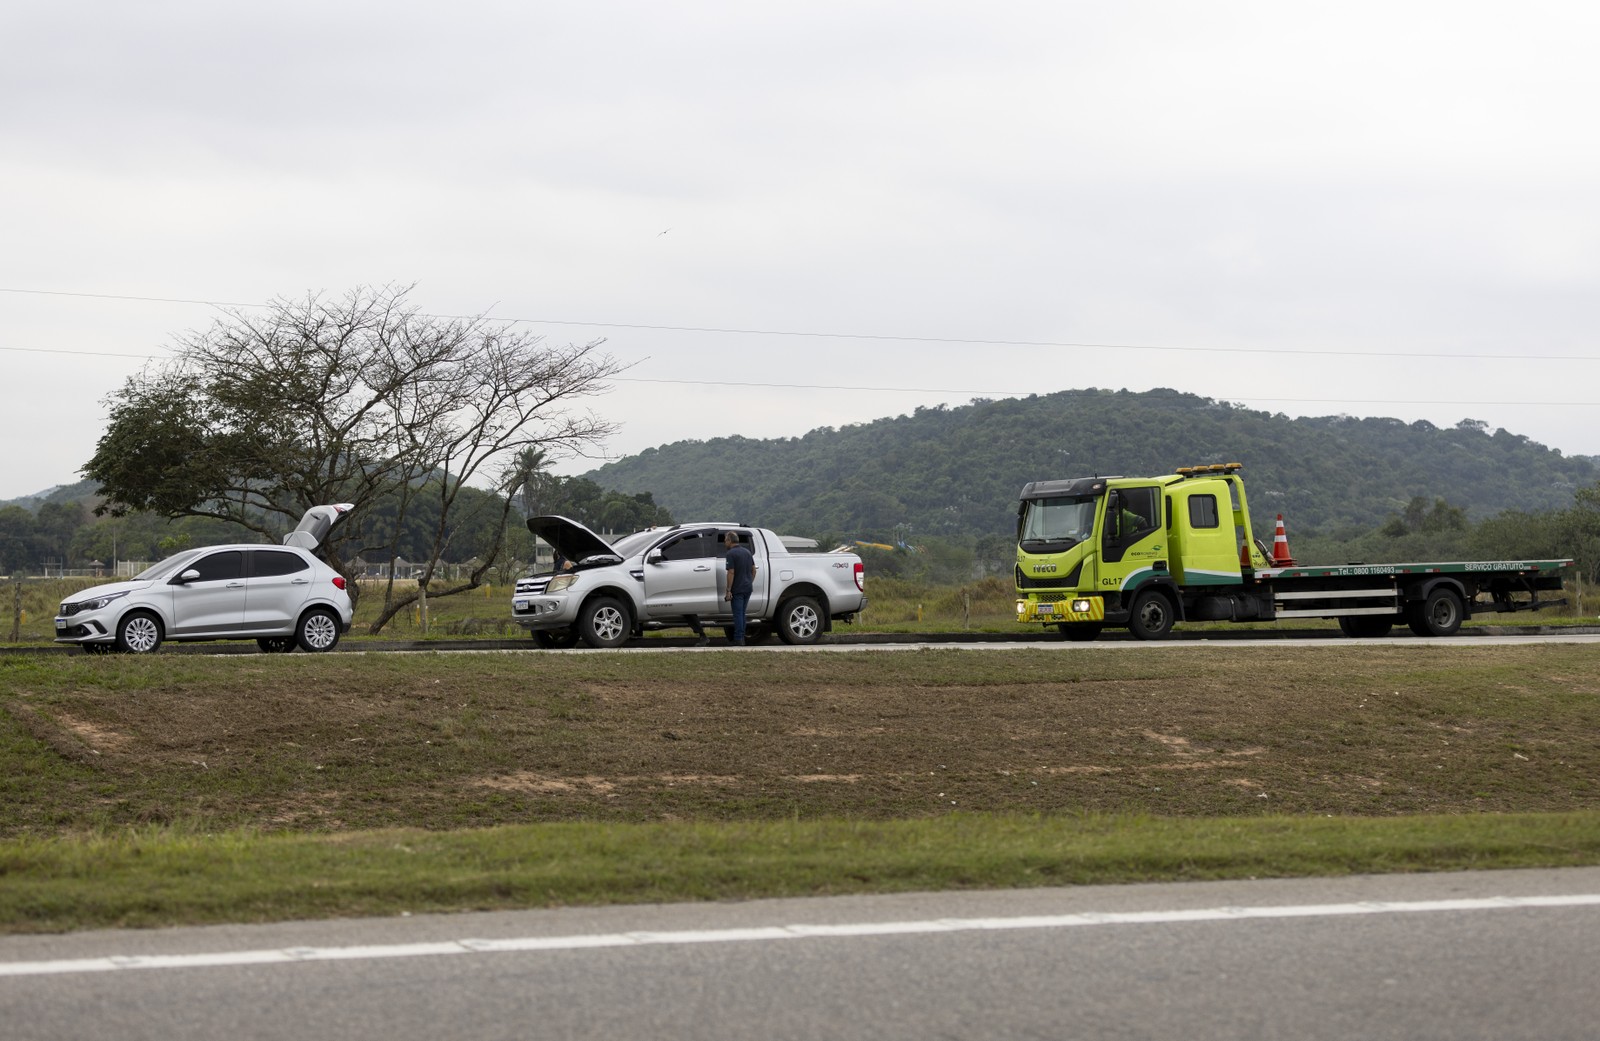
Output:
top-left (506, 446), bottom-right (550, 519)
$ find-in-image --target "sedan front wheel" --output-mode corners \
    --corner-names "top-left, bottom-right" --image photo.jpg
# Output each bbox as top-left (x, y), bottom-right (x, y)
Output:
top-left (116, 611), bottom-right (163, 654)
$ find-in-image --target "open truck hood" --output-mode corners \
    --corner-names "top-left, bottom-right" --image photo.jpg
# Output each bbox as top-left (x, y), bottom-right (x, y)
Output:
top-left (526, 515), bottom-right (624, 567)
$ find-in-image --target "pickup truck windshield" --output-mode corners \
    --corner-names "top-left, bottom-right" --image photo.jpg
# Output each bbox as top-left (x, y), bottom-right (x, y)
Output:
top-left (1020, 495), bottom-right (1099, 552)
top-left (609, 530), bottom-right (664, 557)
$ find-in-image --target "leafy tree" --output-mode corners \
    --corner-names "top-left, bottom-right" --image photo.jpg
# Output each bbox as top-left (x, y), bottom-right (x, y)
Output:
top-left (0, 506), bottom-right (33, 574)
top-left (535, 476), bottom-right (672, 534)
top-left (1381, 496), bottom-right (1468, 538)
top-left (83, 284), bottom-right (621, 630)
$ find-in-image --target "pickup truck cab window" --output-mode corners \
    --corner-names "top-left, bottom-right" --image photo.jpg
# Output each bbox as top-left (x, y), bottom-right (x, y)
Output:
top-left (658, 530), bottom-right (720, 561)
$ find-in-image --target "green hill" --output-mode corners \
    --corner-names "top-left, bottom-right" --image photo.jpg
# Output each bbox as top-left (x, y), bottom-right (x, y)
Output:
top-left (586, 389), bottom-right (1599, 541)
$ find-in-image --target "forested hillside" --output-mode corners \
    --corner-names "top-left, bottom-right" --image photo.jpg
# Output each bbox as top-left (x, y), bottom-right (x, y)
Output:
top-left (588, 389), bottom-right (1599, 541)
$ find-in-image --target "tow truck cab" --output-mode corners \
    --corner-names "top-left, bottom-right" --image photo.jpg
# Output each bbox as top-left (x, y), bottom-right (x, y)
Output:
top-left (1015, 464), bottom-right (1266, 633)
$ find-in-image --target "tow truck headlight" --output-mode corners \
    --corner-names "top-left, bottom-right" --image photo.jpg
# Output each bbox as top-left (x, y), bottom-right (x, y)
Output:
top-left (1015, 601), bottom-right (1027, 616)
top-left (546, 574), bottom-right (578, 593)
top-left (1072, 599), bottom-right (1092, 613)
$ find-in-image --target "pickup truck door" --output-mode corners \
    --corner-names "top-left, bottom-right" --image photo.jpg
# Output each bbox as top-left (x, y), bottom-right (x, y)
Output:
top-left (643, 529), bottom-right (724, 619)
top-left (716, 531), bottom-right (769, 618)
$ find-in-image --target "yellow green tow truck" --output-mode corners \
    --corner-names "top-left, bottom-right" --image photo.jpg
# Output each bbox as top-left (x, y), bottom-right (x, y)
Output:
top-left (1015, 463), bottom-right (1573, 640)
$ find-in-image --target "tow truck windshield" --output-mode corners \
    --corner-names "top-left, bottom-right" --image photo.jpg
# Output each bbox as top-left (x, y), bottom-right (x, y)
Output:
top-left (1019, 495), bottom-right (1099, 552)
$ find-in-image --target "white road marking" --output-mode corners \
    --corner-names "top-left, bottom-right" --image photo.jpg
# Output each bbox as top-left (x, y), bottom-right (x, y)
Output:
top-left (4, 894), bottom-right (1598, 978)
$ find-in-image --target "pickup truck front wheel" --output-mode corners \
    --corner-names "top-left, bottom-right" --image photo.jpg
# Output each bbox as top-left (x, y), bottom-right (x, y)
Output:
top-left (577, 596), bottom-right (631, 649)
top-left (775, 596), bottom-right (823, 645)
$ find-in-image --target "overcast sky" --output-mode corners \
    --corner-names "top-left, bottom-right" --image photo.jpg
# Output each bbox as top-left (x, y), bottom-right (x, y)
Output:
top-left (4, 1), bottom-right (1598, 501)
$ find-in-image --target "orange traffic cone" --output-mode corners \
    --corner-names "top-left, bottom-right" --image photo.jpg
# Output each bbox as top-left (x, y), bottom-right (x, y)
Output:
top-left (1271, 514), bottom-right (1296, 566)
top-left (1239, 541), bottom-right (1253, 569)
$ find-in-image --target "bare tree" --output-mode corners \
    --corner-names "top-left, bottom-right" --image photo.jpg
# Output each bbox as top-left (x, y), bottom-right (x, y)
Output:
top-left (85, 284), bottom-right (621, 629)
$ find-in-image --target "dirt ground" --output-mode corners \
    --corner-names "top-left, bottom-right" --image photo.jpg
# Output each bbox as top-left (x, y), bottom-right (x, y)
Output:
top-left (4, 645), bottom-right (1599, 835)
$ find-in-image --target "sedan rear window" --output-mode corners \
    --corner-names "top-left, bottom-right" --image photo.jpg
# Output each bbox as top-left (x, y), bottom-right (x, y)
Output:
top-left (252, 550), bottom-right (310, 577)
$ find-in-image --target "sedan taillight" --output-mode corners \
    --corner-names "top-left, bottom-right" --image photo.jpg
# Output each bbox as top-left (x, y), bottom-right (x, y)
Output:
top-left (332, 576), bottom-right (347, 590)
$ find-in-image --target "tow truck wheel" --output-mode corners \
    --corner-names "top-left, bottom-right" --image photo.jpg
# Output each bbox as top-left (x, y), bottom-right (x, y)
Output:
top-left (532, 628), bottom-right (579, 649)
top-left (1057, 624), bottom-right (1102, 642)
top-left (1408, 587), bottom-right (1465, 637)
top-left (577, 596), bottom-right (631, 649)
top-left (1337, 616), bottom-right (1394, 638)
top-left (1127, 590), bottom-right (1175, 640)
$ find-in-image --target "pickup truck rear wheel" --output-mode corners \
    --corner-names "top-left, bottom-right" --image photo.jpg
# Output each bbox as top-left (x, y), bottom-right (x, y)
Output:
top-left (1127, 590), bottom-right (1175, 640)
top-left (532, 628), bottom-right (579, 649)
top-left (775, 596), bottom-right (823, 645)
top-left (1407, 587), bottom-right (1465, 637)
top-left (577, 596), bottom-right (631, 649)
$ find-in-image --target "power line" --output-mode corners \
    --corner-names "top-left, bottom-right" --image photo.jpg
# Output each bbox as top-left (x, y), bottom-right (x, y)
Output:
top-left (2, 344), bottom-right (1596, 407)
top-left (2, 345), bottom-right (159, 359)
top-left (4, 285), bottom-right (1597, 363)
top-left (610, 377), bottom-right (1599, 408)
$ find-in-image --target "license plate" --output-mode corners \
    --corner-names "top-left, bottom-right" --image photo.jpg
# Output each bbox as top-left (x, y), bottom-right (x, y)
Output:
top-left (514, 600), bottom-right (530, 612)
top-left (54, 619), bottom-right (67, 631)
top-left (1036, 603), bottom-right (1055, 616)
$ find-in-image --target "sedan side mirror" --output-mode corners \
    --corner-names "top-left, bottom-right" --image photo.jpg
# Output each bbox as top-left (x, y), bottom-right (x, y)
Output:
top-left (177, 569), bottom-right (201, 584)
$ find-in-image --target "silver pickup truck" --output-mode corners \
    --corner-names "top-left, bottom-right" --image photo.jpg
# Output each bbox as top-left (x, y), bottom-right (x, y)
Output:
top-left (512, 516), bottom-right (867, 648)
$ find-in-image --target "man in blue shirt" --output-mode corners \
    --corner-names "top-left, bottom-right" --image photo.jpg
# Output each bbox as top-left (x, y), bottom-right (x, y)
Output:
top-left (722, 531), bottom-right (757, 645)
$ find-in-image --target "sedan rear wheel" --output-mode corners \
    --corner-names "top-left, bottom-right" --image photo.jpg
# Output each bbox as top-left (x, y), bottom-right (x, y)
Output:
top-left (296, 608), bottom-right (342, 652)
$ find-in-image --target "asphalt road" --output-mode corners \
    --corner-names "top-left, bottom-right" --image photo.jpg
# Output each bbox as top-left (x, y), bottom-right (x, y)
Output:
top-left (5, 868), bottom-right (1599, 1041)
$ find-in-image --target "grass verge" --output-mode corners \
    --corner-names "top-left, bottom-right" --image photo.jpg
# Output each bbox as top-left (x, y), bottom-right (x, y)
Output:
top-left (3, 811), bottom-right (1599, 934)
